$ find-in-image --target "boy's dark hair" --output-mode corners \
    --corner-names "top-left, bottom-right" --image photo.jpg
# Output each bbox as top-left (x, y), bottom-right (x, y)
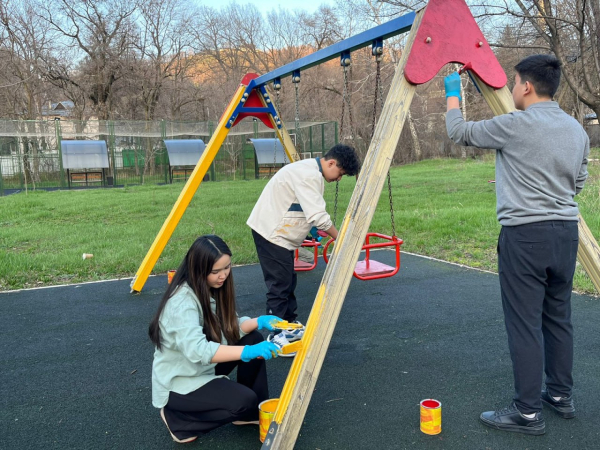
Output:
top-left (323, 144), bottom-right (360, 176)
top-left (514, 54), bottom-right (562, 99)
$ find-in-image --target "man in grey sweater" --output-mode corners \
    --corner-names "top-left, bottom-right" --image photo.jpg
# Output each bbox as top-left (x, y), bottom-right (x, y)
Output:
top-left (445, 54), bottom-right (589, 435)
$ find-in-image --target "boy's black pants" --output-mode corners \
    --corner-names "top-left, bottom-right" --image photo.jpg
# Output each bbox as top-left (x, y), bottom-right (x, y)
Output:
top-left (161, 331), bottom-right (269, 440)
top-left (498, 220), bottom-right (578, 414)
top-left (252, 229), bottom-right (298, 322)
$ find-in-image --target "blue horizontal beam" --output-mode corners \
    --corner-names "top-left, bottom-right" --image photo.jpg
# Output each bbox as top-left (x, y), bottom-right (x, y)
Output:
top-left (251, 12), bottom-right (416, 88)
top-left (232, 107), bottom-right (271, 113)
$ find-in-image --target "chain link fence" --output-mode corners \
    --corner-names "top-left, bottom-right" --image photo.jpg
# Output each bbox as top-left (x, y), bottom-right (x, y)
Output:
top-left (0, 119), bottom-right (338, 194)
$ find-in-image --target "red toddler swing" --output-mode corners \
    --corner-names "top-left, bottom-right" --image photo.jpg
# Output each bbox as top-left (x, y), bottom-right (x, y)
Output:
top-left (322, 49), bottom-right (403, 280)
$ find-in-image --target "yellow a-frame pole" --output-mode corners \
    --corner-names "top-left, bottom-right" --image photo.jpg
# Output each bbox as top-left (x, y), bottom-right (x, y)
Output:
top-left (260, 9), bottom-right (425, 450)
top-left (130, 81), bottom-right (299, 293)
top-left (468, 72), bottom-right (600, 293)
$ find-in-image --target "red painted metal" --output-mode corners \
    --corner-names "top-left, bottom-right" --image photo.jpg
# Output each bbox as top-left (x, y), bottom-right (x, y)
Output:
top-left (404, 0), bottom-right (507, 89)
top-left (294, 239), bottom-right (320, 272)
top-left (230, 73), bottom-right (275, 129)
top-left (322, 233), bottom-right (403, 280)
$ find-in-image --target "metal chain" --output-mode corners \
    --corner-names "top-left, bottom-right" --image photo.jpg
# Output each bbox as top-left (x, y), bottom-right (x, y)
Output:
top-left (373, 55), bottom-right (396, 237)
top-left (334, 62), bottom-right (353, 224)
top-left (387, 171), bottom-right (396, 237)
top-left (339, 77), bottom-right (346, 143)
top-left (370, 58), bottom-right (382, 140)
top-left (294, 81), bottom-right (301, 156)
top-left (346, 66), bottom-right (354, 140)
top-left (378, 63), bottom-right (384, 113)
top-left (342, 64), bottom-right (354, 141)
top-left (333, 181), bottom-right (339, 227)
top-left (274, 88), bottom-right (283, 166)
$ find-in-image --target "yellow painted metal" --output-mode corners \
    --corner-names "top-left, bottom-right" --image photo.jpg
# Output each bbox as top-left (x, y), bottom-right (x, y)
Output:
top-left (129, 84), bottom-right (245, 293)
top-left (263, 87), bottom-right (300, 163)
top-left (130, 82), bottom-right (303, 293)
top-left (275, 122), bottom-right (300, 163)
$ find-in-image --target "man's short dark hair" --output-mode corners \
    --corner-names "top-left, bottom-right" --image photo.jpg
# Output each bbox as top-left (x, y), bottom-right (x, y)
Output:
top-left (514, 54), bottom-right (562, 99)
top-left (323, 144), bottom-right (360, 176)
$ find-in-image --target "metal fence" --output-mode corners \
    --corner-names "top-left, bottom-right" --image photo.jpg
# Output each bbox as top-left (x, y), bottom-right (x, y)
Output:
top-left (0, 119), bottom-right (338, 194)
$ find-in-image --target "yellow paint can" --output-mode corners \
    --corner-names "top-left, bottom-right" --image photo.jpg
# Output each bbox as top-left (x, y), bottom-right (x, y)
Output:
top-left (259, 398), bottom-right (279, 443)
top-left (420, 399), bottom-right (442, 435)
top-left (167, 270), bottom-right (176, 284)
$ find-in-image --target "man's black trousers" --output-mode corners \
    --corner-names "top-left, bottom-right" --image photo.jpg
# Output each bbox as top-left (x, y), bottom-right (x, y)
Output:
top-left (498, 220), bottom-right (578, 414)
top-left (252, 229), bottom-right (298, 322)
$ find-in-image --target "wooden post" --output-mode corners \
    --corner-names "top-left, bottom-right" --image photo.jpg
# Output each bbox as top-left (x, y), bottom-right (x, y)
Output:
top-left (261, 9), bottom-right (425, 450)
top-left (469, 72), bottom-right (600, 293)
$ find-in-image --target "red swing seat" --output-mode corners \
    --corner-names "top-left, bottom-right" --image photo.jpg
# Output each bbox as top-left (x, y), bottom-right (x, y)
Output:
top-left (322, 232), bottom-right (403, 280)
top-left (293, 239), bottom-right (320, 271)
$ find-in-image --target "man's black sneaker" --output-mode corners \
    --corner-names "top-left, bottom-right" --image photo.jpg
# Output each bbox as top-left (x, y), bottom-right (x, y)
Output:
top-left (541, 390), bottom-right (575, 419)
top-left (479, 402), bottom-right (545, 435)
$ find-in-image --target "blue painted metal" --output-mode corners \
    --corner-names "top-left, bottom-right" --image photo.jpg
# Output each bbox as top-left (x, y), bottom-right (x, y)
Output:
top-left (249, 12), bottom-right (415, 88)
top-left (372, 38), bottom-right (383, 56)
top-left (340, 51), bottom-right (351, 66)
top-left (231, 107), bottom-right (270, 113)
top-left (226, 84), bottom-right (281, 129)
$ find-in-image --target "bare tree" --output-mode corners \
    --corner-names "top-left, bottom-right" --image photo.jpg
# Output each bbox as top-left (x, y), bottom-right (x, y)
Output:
top-left (131, 0), bottom-right (196, 121)
top-left (300, 6), bottom-right (343, 50)
top-left (0, 0), bottom-right (62, 189)
top-left (191, 5), bottom-right (249, 82)
top-left (479, 0), bottom-right (600, 120)
top-left (38, 0), bottom-right (138, 120)
top-left (0, 0), bottom-right (53, 119)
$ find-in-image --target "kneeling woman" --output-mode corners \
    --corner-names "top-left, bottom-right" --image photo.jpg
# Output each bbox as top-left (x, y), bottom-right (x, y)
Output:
top-left (149, 235), bottom-right (282, 443)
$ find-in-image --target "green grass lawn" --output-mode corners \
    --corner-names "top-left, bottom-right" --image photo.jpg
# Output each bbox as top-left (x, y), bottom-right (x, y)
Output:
top-left (2, 152), bottom-right (600, 294)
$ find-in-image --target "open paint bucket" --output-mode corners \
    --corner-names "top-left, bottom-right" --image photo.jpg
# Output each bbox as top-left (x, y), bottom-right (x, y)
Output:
top-left (420, 399), bottom-right (442, 435)
top-left (167, 270), bottom-right (176, 284)
top-left (258, 398), bottom-right (279, 443)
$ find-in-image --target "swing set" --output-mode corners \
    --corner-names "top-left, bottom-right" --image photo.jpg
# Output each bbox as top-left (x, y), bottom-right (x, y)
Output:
top-left (293, 47), bottom-right (403, 279)
top-left (129, 10), bottom-right (412, 293)
top-left (130, 1), bottom-right (600, 448)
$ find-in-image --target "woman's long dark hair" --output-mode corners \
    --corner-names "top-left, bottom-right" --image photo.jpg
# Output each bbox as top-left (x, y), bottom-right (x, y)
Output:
top-left (148, 235), bottom-right (240, 351)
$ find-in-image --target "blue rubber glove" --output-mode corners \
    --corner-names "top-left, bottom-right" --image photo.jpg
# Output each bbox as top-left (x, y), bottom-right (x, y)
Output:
top-left (444, 72), bottom-right (462, 102)
top-left (257, 315), bottom-right (283, 331)
top-left (309, 227), bottom-right (322, 242)
top-left (241, 341), bottom-right (281, 362)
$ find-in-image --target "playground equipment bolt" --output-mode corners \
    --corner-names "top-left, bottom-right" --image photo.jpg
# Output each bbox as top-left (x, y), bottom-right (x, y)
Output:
top-left (292, 76), bottom-right (301, 83)
top-left (425, 37), bottom-right (432, 43)
top-left (478, 41), bottom-right (484, 47)
top-left (243, 93), bottom-right (249, 98)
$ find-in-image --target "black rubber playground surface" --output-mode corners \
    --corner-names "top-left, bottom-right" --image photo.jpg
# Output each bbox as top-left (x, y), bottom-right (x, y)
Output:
top-left (2, 251), bottom-right (600, 450)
